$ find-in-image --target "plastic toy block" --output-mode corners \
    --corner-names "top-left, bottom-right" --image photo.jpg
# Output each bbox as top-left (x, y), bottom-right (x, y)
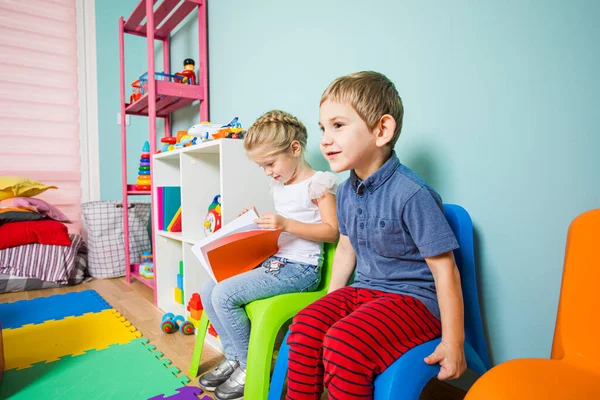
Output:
top-left (174, 287), bottom-right (183, 304)
top-left (4, 309), bottom-right (141, 370)
top-left (188, 315), bottom-right (200, 328)
top-left (208, 324), bottom-right (218, 338)
top-left (179, 261), bottom-right (184, 301)
top-left (190, 308), bottom-right (202, 321)
top-left (0, 339), bottom-right (190, 399)
top-left (187, 293), bottom-right (202, 311)
top-left (177, 274), bottom-right (184, 289)
top-left (147, 385), bottom-right (209, 400)
top-left (0, 290), bottom-right (111, 330)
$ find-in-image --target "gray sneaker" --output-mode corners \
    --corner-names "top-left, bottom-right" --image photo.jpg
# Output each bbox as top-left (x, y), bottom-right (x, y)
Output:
top-left (198, 359), bottom-right (239, 392)
top-left (214, 366), bottom-right (246, 400)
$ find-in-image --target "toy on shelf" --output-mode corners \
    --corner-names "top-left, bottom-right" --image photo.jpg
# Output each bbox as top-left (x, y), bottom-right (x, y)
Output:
top-left (157, 131), bottom-right (197, 154)
top-left (174, 130), bottom-right (195, 149)
top-left (188, 117), bottom-right (246, 142)
top-left (188, 122), bottom-right (221, 141)
top-left (161, 313), bottom-right (194, 335)
top-left (129, 79), bottom-right (143, 103)
top-left (160, 137), bottom-right (177, 152)
top-left (186, 293), bottom-right (203, 328)
top-left (135, 141), bottom-right (151, 191)
top-left (175, 58), bottom-right (196, 85)
top-left (211, 117), bottom-right (246, 140)
top-left (138, 71), bottom-right (187, 95)
top-left (203, 195), bottom-right (222, 236)
top-left (174, 261), bottom-right (184, 304)
top-left (139, 252), bottom-right (154, 279)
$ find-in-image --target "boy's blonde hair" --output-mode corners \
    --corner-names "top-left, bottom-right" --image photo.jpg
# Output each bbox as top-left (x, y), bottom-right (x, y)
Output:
top-left (244, 110), bottom-right (308, 157)
top-left (321, 71), bottom-right (404, 147)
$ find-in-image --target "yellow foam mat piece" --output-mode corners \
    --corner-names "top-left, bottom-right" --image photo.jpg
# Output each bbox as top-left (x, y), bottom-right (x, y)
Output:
top-left (4, 309), bottom-right (142, 370)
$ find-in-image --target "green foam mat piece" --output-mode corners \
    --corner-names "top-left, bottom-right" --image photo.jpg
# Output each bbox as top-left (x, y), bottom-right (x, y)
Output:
top-left (0, 338), bottom-right (190, 400)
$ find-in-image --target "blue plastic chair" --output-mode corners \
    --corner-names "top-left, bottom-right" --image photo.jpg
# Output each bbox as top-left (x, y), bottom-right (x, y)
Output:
top-left (268, 204), bottom-right (491, 400)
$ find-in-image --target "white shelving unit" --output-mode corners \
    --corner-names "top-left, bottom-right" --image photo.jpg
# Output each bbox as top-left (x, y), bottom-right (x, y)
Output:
top-left (153, 138), bottom-right (274, 333)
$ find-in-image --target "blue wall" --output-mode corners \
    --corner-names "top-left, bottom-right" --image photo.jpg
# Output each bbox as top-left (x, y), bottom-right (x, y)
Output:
top-left (96, 0), bottom-right (600, 365)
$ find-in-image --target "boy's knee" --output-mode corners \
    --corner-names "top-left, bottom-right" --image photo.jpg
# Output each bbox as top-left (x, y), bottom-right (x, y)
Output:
top-left (324, 319), bottom-right (364, 353)
top-left (291, 303), bottom-right (322, 328)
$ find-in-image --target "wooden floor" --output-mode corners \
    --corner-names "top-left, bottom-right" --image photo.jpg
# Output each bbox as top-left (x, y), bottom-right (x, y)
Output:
top-left (0, 278), bottom-right (465, 400)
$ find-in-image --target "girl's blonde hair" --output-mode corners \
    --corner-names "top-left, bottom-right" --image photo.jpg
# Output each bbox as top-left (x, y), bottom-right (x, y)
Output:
top-left (244, 110), bottom-right (308, 157)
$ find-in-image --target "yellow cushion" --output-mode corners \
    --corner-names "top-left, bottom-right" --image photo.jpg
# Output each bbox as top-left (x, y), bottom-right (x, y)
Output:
top-left (0, 177), bottom-right (57, 201)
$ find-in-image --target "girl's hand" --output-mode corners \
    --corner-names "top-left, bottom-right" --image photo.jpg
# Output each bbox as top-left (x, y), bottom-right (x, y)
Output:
top-left (423, 341), bottom-right (466, 380)
top-left (254, 212), bottom-right (287, 231)
top-left (238, 206), bottom-right (259, 218)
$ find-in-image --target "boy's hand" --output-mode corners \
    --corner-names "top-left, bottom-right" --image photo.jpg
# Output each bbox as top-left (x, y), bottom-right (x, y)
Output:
top-left (424, 341), bottom-right (466, 380)
top-left (254, 212), bottom-right (287, 231)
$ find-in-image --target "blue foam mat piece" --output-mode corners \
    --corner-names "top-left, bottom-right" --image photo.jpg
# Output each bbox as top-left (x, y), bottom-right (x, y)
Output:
top-left (0, 290), bottom-right (111, 329)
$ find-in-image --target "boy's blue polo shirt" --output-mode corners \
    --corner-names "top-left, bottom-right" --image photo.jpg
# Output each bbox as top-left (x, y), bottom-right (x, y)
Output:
top-left (336, 152), bottom-right (459, 319)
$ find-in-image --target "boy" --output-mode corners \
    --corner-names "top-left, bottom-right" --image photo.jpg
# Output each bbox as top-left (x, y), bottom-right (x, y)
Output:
top-left (286, 71), bottom-right (466, 400)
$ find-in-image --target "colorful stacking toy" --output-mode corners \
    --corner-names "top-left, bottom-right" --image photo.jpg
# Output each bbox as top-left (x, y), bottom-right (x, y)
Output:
top-left (135, 141), bottom-right (151, 191)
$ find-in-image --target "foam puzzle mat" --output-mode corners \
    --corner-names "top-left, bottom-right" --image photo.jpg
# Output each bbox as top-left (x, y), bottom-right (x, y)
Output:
top-left (0, 290), bottom-right (194, 399)
top-left (4, 309), bottom-right (142, 370)
top-left (1, 339), bottom-right (190, 399)
top-left (0, 290), bottom-right (111, 329)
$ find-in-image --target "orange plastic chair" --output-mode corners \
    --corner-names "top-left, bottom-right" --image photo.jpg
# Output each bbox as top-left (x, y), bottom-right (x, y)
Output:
top-left (465, 209), bottom-right (600, 400)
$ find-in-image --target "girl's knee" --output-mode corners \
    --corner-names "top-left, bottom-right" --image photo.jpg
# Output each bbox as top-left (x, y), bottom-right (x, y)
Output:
top-left (199, 279), bottom-right (216, 303)
top-left (211, 281), bottom-right (242, 309)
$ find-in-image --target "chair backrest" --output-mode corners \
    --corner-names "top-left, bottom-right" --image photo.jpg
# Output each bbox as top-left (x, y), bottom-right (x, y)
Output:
top-left (444, 204), bottom-right (491, 369)
top-left (551, 208), bottom-right (600, 370)
top-left (316, 242), bottom-right (337, 292)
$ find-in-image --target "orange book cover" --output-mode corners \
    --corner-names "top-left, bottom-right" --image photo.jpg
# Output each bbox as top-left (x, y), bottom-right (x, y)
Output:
top-left (191, 209), bottom-right (282, 282)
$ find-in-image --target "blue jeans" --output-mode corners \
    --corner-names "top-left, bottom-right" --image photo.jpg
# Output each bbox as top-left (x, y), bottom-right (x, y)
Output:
top-left (200, 256), bottom-right (321, 368)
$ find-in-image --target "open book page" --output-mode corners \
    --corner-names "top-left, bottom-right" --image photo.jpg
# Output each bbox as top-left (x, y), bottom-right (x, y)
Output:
top-left (191, 209), bottom-right (282, 282)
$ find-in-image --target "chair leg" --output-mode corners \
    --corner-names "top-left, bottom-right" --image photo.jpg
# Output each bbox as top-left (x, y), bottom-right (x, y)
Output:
top-left (268, 330), bottom-right (291, 400)
top-left (245, 317), bottom-right (284, 400)
top-left (188, 312), bottom-right (210, 377)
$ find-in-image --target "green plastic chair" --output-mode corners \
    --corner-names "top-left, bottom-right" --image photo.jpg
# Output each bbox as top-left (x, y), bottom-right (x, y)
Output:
top-left (188, 242), bottom-right (337, 399)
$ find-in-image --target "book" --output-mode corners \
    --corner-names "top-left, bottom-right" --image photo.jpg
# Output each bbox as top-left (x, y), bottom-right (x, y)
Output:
top-left (191, 209), bottom-right (282, 283)
top-left (167, 206), bottom-right (182, 232)
top-left (162, 186), bottom-right (181, 230)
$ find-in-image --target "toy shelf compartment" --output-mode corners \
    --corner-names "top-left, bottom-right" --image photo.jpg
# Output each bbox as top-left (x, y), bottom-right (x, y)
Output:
top-left (123, 0), bottom-right (202, 40)
top-left (130, 263), bottom-right (155, 289)
top-left (126, 79), bottom-right (204, 117)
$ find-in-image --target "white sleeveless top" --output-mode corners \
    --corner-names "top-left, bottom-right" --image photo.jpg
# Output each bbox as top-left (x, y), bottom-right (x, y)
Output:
top-left (272, 171), bottom-right (338, 265)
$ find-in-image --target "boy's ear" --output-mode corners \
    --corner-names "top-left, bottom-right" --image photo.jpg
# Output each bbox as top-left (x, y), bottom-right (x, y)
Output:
top-left (374, 114), bottom-right (396, 148)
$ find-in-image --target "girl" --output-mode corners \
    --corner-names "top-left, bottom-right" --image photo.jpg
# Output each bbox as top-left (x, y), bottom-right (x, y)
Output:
top-left (198, 110), bottom-right (339, 400)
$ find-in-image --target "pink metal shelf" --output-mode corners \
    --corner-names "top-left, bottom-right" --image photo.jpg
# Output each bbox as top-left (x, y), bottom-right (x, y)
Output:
top-left (119, 0), bottom-right (209, 304)
top-left (123, 0), bottom-right (202, 40)
top-left (125, 80), bottom-right (204, 117)
top-left (130, 263), bottom-right (155, 289)
top-left (126, 184), bottom-right (151, 195)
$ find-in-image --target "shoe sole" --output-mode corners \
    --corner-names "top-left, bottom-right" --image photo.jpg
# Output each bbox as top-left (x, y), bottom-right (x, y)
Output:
top-left (198, 382), bottom-right (218, 392)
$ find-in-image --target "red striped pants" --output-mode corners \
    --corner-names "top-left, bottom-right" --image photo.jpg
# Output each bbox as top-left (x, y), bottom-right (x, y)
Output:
top-left (286, 287), bottom-right (441, 400)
